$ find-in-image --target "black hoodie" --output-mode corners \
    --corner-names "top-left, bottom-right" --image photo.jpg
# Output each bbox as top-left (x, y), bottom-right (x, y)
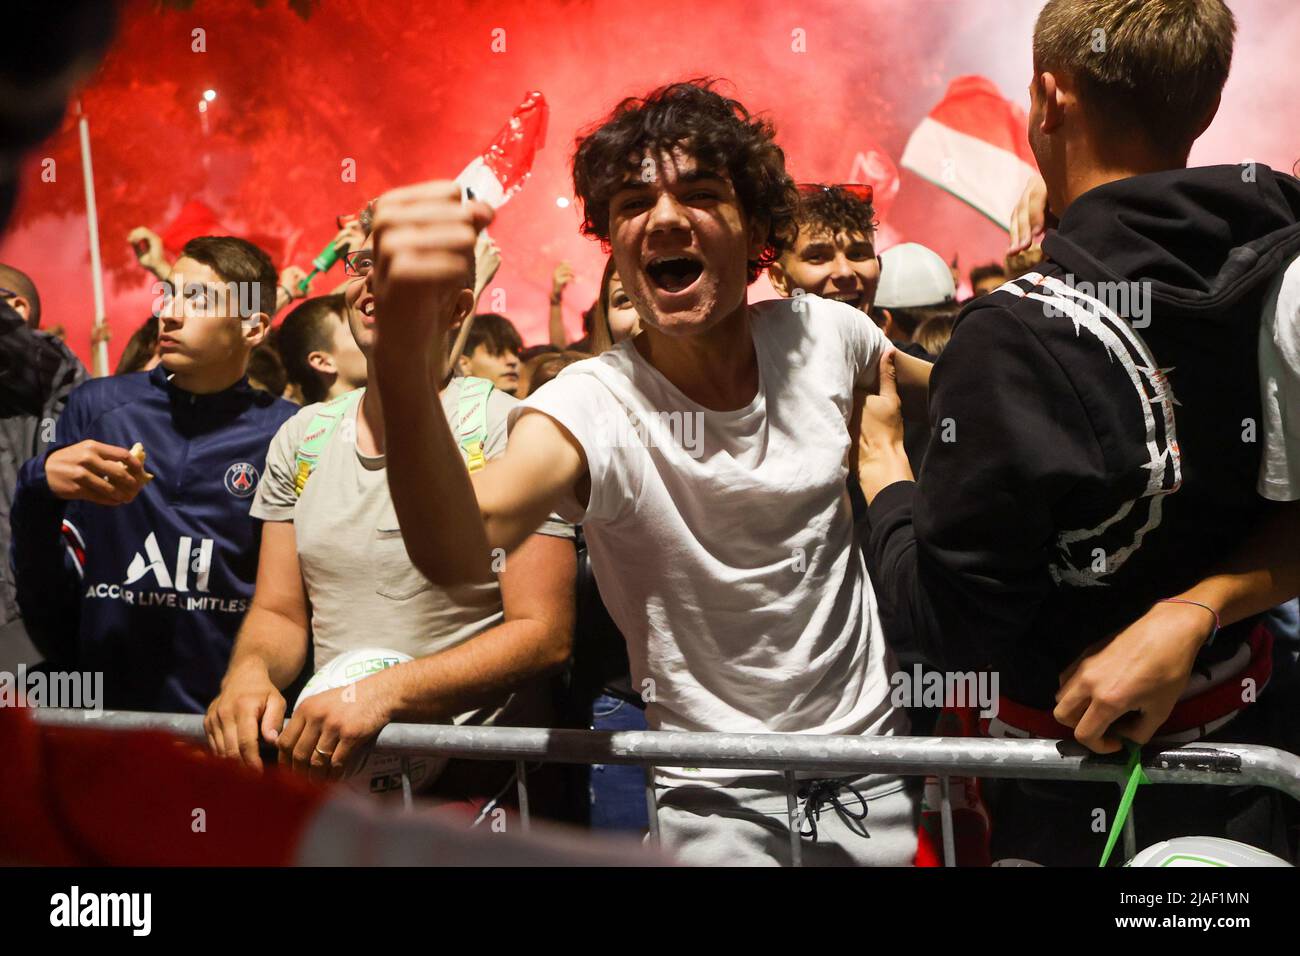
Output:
top-left (867, 164), bottom-right (1300, 709)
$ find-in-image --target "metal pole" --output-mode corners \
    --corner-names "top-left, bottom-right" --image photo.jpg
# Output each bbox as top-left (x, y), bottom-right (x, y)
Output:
top-left (31, 711), bottom-right (1300, 803)
top-left (939, 775), bottom-right (957, 867)
top-left (1122, 791), bottom-right (1138, 862)
top-left (75, 100), bottom-right (109, 377)
top-left (784, 771), bottom-right (803, 868)
top-left (515, 761), bottom-right (530, 832)
top-left (400, 756), bottom-right (413, 811)
top-left (643, 765), bottom-right (661, 846)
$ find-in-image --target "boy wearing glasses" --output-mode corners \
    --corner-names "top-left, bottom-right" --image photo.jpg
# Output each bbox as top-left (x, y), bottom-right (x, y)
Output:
top-left (9, 236), bottom-right (296, 712)
top-left (205, 223), bottom-right (577, 805)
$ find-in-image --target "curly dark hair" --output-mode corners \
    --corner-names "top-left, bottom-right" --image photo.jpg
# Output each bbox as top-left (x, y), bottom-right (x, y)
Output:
top-left (572, 79), bottom-right (797, 284)
top-left (791, 185), bottom-right (876, 243)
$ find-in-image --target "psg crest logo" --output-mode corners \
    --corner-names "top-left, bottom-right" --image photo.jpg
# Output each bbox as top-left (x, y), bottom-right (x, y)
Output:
top-left (224, 462), bottom-right (259, 498)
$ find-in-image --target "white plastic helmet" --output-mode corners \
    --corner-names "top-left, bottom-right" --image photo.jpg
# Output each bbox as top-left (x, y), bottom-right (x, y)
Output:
top-left (1126, 836), bottom-right (1293, 867)
top-left (294, 647), bottom-right (444, 798)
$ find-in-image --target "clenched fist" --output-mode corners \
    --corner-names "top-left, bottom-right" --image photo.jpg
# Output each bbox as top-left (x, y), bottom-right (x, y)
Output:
top-left (368, 180), bottom-right (494, 354)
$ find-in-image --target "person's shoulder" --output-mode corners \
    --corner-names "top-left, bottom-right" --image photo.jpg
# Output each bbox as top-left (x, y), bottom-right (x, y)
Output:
top-left (67, 369), bottom-right (154, 415)
top-left (441, 375), bottom-right (516, 416)
top-left (749, 294), bottom-right (799, 325)
top-left (251, 392), bottom-right (302, 428)
top-left (943, 274), bottom-right (1065, 367)
top-left (269, 397), bottom-right (332, 447)
top-left (36, 330), bottom-right (86, 373)
top-left (484, 381), bottom-right (519, 426)
top-left (751, 294), bottom-right (873, 346)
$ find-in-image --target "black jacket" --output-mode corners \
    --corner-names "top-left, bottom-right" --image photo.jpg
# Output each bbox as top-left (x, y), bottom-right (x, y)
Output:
top-left (867, 164), bottom-right (1300, 708)
top-left (0, 304), bottom-right (86, 632)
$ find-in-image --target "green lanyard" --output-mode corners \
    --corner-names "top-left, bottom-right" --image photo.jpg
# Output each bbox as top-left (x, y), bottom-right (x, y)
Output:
top-left (1100, 741), bottom-right (1150, 867)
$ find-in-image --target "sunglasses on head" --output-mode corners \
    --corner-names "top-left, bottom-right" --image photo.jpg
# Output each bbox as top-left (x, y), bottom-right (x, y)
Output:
top-left (796, 183), bottom-right (874, 204)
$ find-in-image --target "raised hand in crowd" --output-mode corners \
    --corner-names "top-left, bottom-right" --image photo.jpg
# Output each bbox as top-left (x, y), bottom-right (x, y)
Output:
top-left (472, 229), bottom-right (502, 309)
top-left (549, 261), bottom-right (574, 348)
top-left (127, 225), bottom-right (170, 281)
top-left (277, 264), bottom-right (309, 312)
top-left (1005, 174), bottom-right (1052, 276)
top-left (1007, 173), bottom-right (1053, 255)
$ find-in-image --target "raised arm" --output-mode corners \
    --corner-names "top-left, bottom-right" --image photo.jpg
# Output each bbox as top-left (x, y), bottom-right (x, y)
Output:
top-left (549, 261), bottom-right (574, 348)
top-left (370, 181), bottom-right (586, 586)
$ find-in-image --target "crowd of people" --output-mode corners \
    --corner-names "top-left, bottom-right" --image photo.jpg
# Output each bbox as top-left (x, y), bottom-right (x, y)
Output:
top-left (2, 0), bottom-right (1299, 867)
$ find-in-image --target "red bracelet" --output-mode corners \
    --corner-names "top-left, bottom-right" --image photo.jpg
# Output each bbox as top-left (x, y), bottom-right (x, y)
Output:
top-left (1157, 598), bottom-right (1220, 645)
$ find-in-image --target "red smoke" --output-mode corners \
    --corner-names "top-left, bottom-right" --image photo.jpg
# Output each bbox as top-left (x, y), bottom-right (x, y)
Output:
top-left (4, 0), bottom-right (1296, 369)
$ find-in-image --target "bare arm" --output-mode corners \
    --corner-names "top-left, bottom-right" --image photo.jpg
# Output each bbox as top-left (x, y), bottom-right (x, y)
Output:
top-left (379, 349), bottom-right (586, 585)
top-left (204, 521), bottom-right (310, 768)
top-left (1055, 499), bottom-right (1300, 753)
top-left (370, 180), bottom-right (586, 587)
top-left (372, 531), bottom-right (576, 722)
top-left (275, 531), bottom-right (577, 780)
top-left (549, 262), bottom-right (573, 348)
top-left (893, 348), bottom-right (932, 425)
top-left (549, 300), bottom-right (568, 349)
top-left (1168, 499), bottom-right (1300, 626)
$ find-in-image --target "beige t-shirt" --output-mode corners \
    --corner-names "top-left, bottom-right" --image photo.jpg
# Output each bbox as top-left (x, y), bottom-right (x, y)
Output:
top-left (252, 380), bottom-right (572, 676)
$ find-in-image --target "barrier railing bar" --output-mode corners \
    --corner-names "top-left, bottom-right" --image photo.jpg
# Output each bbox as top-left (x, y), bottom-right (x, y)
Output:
top-left (30, 710), bottom-right (1300, 803)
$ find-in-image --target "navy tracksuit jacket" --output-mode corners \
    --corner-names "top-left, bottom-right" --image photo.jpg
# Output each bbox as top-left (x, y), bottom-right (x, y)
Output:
top-left (9, 366), bottom-right (296, 712)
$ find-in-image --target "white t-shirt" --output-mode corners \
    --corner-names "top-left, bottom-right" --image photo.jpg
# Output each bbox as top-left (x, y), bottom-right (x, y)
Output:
top-left (1258, 250), bottom-right (1300, 502)
top-left (511, 295), bottom-right (907, 786)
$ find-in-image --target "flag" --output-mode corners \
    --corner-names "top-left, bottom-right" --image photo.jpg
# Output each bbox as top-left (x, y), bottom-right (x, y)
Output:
top-left (457, 91), bottom-right (549, 210)
top-left (901, 76), bottom-right (1038, 231)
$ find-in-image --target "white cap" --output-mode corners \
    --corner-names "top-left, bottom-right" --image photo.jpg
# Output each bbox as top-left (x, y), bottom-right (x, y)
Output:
top-left (874, 242), bottom-right (956, 309)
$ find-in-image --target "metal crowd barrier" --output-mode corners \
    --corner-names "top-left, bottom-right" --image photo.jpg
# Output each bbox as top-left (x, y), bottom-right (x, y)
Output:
top-left (31, 709), bottom-right (1300, 867)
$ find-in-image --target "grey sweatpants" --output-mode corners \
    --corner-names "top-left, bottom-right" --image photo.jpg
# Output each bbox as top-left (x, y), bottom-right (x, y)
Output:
top-left (654, 773), bottom-right (920, 866)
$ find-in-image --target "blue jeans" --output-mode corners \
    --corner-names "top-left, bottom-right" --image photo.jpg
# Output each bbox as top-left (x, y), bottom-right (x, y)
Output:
top-left (588, 691), bottom-right (649, 832)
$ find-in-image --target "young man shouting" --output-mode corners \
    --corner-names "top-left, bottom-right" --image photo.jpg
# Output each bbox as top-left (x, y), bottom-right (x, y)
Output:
top-left (10, 236), bottom-right (297, 712)
top-left (370, 81), bottom-right (933, 865)
top-left (857, 0), bottom-right (1300, 864)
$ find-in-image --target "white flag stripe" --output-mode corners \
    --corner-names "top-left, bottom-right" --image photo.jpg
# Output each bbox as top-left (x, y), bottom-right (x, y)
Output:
top-left (901, 117), bottom-right (1037, 230)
